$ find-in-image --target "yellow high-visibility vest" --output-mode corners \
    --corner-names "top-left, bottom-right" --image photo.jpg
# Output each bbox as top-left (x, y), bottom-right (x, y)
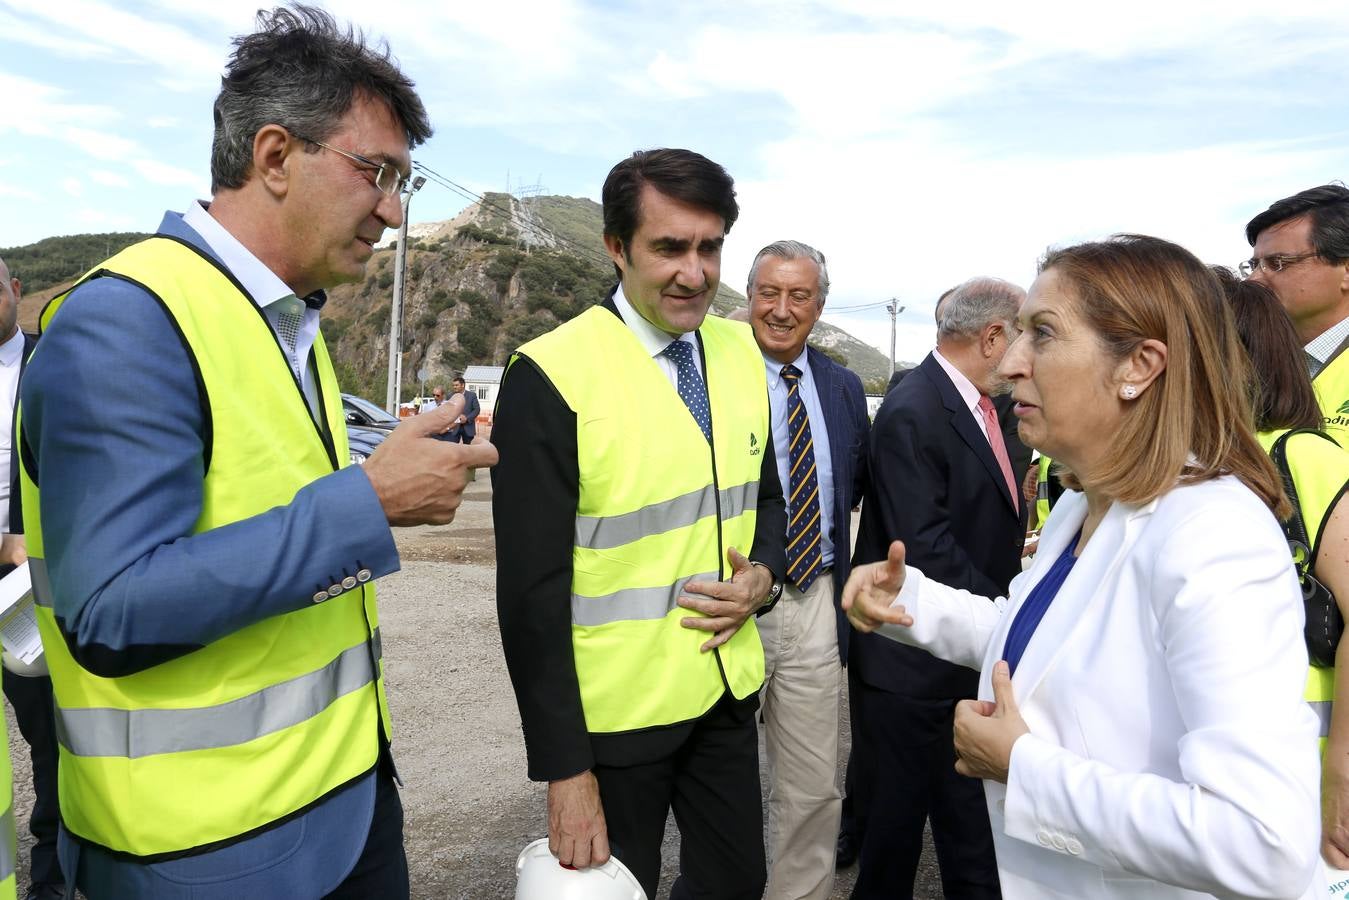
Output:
top-left (20, 236), bottom-right (388, 858)
top-left (513, 306), bottom-right (769, 732)
top-left (1260, 428), bottom-right (1348, 751)
top-left (1314, 346), bottom-right (1349, 447)
top-left (1035, 455), bottom-right (1054, 527)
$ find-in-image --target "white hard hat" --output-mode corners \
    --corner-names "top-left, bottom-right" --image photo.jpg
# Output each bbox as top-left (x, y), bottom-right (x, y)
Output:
top-left (514, 838), bottom-right (647, 900)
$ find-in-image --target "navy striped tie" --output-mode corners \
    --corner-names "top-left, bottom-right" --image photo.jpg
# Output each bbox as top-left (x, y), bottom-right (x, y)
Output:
top-left (781, 365), bottom-right (823, 591)
top-left (664, 340), bottom-right (712, 443)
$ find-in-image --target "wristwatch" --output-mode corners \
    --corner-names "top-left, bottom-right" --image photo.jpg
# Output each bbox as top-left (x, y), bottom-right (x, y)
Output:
top-left (749, 560), bottom-right (784, 617)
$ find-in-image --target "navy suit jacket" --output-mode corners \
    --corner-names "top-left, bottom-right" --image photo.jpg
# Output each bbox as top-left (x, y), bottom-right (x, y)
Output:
top-left (458, 389), bottom-right (481, 440)
top-left (802, 346), bottom-right (870, 659)
top-left (850, 351), bottom-right (1028, 698)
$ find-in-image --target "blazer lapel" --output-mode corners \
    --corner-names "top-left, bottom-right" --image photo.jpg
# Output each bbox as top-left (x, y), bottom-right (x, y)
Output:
top-left (922, 354), bottom-right (1017, 515)
top-left (808, 349), bottom-right (846, 473)
top-left (987, 497), bottom-right (1158, 705)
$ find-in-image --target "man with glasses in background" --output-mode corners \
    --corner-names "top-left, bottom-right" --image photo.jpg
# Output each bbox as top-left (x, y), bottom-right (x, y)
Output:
top-left (1244, 184), bottom-right (1349, 443)
top-left (18, 6), bottom-right (494, 898)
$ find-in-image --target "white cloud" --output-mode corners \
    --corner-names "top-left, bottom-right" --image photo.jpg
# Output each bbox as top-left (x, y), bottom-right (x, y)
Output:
top-left (74, 208), bottom-right (136, 230)
top-left (128, 159), bottom-right (206, 190)
top-left (3, 0), bottom-right (222, 83)
top-left (88, 170), bottom-right (130, 188)
top-left (63, 178), bottom-right (83, 198)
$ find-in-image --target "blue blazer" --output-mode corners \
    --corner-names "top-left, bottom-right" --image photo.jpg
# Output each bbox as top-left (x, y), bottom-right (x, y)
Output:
top-left (805, 346), bottom-right (870, 660)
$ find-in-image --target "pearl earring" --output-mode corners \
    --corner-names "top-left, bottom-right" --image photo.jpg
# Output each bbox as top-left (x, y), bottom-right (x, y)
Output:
top-left (1121, 384), bottom-right (1137, 400)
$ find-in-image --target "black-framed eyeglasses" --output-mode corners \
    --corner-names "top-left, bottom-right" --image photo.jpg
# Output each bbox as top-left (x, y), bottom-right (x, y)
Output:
top-left (1238, 252), bottom-right (1320, 278)
top-left (291, 131), bottom-right (411, 196)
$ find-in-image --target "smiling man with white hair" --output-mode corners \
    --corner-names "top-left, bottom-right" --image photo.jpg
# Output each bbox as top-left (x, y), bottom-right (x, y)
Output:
top-left (746, 239), bottom-right (870, 900)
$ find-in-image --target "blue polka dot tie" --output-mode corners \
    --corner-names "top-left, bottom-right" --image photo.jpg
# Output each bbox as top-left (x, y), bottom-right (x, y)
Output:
top-left (663, 339), bottom-right (712, 444)
top-left (781, 365), bottom-right (823, 591)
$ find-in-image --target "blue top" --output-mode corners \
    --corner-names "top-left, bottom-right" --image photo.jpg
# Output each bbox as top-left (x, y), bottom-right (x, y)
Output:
top-left (1001, 532), bottom-right (1080, 676)
top-left (765, 347), bottom-right (835, 566)
top-left (26, 210), bottom-right (399, 892)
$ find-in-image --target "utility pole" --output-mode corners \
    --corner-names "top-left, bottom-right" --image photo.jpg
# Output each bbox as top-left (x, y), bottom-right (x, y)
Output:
top-left (886, 298), bottom-right (905, 375)
top-left (386, 176), bottom-right (426, 414)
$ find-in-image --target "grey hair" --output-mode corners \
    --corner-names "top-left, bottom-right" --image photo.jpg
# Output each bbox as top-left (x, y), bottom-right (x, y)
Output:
top-left (746, 240), bottom-right (830, 303)
top-left (210, 4), bottom-right (432, 192)
top-left (936, 277), bottom-right (1024, 340)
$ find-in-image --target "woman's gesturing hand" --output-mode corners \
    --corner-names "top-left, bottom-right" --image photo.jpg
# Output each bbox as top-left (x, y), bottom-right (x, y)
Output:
top-left (842, 540), bottom-right (913, 633)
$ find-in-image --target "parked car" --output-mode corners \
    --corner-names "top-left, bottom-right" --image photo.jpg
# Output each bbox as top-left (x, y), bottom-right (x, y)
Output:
top-left (343, 393), bottom-right (400, 432)
top-left (346, 423), bottom-right (387, 466)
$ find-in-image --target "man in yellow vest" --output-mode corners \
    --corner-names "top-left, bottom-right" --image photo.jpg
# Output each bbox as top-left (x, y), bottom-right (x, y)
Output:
top-left (1245, 185), bottom-right (1349, 443)
top-left (492, 149), bottom-right (787, 900)
top-left (18, 6), bottom-right (495, 899)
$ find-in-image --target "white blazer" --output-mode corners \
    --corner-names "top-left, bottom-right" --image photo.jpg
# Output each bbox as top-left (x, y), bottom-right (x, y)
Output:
top-left (880, 475), bottom-right (1323, 899)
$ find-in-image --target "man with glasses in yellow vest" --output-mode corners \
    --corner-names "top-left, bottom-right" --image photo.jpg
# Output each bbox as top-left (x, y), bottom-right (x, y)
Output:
top-left (1244, 185), bottom-right (1349, 443)
top-left (17, 7), bottom-right (495, 899)
top-left (493, 149), bottom-right (787, 900)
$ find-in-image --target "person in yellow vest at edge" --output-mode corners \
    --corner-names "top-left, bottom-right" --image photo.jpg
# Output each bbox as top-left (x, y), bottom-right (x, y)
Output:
top-left (1217, 266), bottom-right (1349, 873)
top-left (16, 7), bottom-right (496, 899)
top-left (491, 149), bottom-right (788, 900)
top-left (1244, 184), bottom-right (1349, 445)
top-left (0, 722), bottom-right (14, 900)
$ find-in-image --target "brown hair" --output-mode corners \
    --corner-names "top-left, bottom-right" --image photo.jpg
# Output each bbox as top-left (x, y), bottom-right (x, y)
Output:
top-left (1211, 266), bottom-right (1322, 433)
top-left (1043, 235), bottom-right (1288, 517)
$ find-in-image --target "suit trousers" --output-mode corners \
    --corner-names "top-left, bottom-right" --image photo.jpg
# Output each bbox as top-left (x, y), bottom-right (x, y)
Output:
top-left (594, 693), bottom-right (766, 900)
top-left (851, 685), bottom-right (1000, 900)
top-left (2, 670), bottom-right (62, 889)
top-left (758, 573), bottom-right (841, 900)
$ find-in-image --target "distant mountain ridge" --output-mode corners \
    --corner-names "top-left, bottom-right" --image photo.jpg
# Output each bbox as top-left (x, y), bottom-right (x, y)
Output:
top-left (2, 195), bottom-right (894, 398)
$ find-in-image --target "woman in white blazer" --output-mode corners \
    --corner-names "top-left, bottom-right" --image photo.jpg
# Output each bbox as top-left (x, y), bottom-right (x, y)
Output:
top-left (845, 235), bottom-right (1323, 899)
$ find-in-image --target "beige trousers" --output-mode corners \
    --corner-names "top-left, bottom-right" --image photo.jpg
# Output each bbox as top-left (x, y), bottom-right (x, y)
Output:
top-left (759, 572), bottom-right (843, 900)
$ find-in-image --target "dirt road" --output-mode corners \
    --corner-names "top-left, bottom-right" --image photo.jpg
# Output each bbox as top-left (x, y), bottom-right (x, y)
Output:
top-left (6, 480), bottom-right (945, 898)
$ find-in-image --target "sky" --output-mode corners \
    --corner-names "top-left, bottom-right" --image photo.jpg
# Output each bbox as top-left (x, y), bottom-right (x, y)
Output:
top-left (3, 0), bottom-right (1347, 364)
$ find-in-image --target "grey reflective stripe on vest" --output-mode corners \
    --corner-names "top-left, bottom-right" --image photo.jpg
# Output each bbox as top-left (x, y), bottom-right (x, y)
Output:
top-left (29, 558), bottom-right (53, 609)
top-left (1036, 481), bottom-right (1049, 501)
top-left (572, 572), bottom-right (719, 627)
top-left (0, 803), bottom-right (14, 884)
top-left (1311, 699), bottom-right (1332, 738)
top-left (56, 637), bottom-right (377, 758)
top-left (574, 482), bottom-right (759, 551)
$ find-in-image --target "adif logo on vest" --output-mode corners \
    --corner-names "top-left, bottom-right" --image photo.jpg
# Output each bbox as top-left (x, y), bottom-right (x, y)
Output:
top-left (1338, 400), bottom-right (1349, 416)
top-left (749, 432), bottom-right (761, 456)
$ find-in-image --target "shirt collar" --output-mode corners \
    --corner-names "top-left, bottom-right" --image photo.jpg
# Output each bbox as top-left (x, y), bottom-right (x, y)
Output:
top-left (1304, 314), bottom-right (1349, 366)
top-left (0, 328), bottom-right (23, 368)
top-left (764, 345), bottom-right (811, 389)
top-left (933, 348), bottom-right (983, 414)
top-left (182, 200), bottom-right (324, 313)
top-left (612, 284), bottom-right (697, 357)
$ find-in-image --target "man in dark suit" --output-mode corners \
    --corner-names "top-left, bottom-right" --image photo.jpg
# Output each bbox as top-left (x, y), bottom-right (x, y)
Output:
top-left (492, 148), bottom-right (787, 900)
top-left (745, 240), bottom-right (868, 900)
top-left (850, 276), bottom-right (1028, 899)
top-left (450, 376), bottom-right (480, 443)
top-left (0, 257), bottom-right (62, 900)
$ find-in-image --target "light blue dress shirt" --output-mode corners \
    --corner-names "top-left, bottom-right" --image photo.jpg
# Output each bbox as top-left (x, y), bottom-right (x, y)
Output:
top-left (765, 348), bottom-right (835, 567)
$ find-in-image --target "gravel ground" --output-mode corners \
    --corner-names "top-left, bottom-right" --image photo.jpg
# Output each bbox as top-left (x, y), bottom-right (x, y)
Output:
top-left (5, 480), bottom-right (944, 899)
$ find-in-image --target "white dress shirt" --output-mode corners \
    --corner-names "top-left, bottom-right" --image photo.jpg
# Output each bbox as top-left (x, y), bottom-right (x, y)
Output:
top-left (612, 285), bottom-right (702, 386)
top-left (184, 201), bottom-right (321, 415)
top-left (765, 347), bottom-right (835, 567)
top-left (934, 348), bottom-right (989, 441)
top-left (0, 327), bottom-right (24, 533)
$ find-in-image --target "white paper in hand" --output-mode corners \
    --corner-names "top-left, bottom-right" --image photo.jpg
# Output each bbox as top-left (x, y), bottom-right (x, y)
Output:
top-left (0, 562), bottom-right (43, 666)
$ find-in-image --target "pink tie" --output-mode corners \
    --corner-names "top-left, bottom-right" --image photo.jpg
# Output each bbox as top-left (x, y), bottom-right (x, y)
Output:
top-left (978, 395), bottom-right (1019, 511)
